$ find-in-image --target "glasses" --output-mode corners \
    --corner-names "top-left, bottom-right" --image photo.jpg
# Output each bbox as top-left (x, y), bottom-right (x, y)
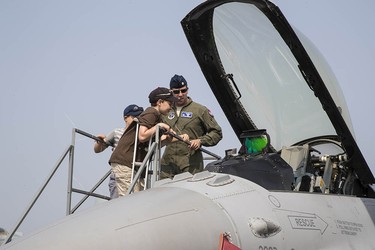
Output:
top-left (172, 88), bottom-right (188, 95)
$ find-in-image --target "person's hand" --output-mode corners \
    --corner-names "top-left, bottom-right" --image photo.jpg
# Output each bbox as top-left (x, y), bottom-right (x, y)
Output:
top-left (96, 134), bottom-right (106, 144)
top-left (189, 139), bottom-right (201, 150)
top-left (157, 123), bottom-right (171, 133)
top-left (160, 134), bottom-right (173, 143)
top-left (180, 134), bottom-right (189, 142)
top-left (97, 134), bottom-right (106, 140)
top-left (94, 134), bottom-right (108, 153)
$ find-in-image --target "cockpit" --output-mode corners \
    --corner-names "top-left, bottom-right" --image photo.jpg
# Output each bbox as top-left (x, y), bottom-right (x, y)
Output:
top-left (206, 129), bottom-right (374, 197)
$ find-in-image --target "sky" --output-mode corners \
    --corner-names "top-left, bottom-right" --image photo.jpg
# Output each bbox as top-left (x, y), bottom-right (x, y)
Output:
top-left (1, 0), bottom-right (374, 236)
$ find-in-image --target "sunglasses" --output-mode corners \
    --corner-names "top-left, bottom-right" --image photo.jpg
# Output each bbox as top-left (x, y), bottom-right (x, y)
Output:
top-left (172, 88), bottom-right (188, 95)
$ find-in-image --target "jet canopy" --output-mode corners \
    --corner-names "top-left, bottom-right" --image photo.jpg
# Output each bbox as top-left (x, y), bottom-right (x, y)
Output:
top-left (181, 0), bottom-right (374, 184)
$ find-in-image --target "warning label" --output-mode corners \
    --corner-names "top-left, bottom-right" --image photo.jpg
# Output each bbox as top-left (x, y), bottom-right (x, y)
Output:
top-left (335, 220), bottom-right (363, 236)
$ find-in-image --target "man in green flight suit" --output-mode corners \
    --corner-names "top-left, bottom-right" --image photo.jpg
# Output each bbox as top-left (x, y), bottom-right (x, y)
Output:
top-left (161, 74), bottom-right (223, 179)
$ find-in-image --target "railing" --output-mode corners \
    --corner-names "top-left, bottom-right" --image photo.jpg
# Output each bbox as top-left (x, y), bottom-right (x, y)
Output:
top-left (2, 144), bottom-right (73, 245)
top-left (2, 127), bottom-right (162, 245)
top-left (2, 125), bottom-right (221, 245)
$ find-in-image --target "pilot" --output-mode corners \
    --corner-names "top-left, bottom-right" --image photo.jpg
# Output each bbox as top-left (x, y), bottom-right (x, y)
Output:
top-left (94, 104), bottom-right (144, 199)
top-left (161, 74), bottom-right (223, 179)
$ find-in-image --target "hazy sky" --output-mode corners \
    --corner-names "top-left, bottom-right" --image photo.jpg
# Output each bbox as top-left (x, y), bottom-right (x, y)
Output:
top-left (1, 0), bottom-right (374, 236)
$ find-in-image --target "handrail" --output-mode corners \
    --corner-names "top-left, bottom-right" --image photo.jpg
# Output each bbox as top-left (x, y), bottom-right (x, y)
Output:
top-left (66, 128), bottom-right (114, 215)
top-left (3, 145), bottom-right (72, 245)
top-left (75, 128), bottom-right (113, 147)
top-left (127, 142), bottom-right (158, 194)
top-left (71, 169), bottom-right (111, 214)
top-left (127, 124), bottom-right (162, 193)
top-left (2, 126), bottom-right (220, 245)
top-left (2, 128), bottom-right (114, 245)
top-left (163, 130), bottom-right (221, 160)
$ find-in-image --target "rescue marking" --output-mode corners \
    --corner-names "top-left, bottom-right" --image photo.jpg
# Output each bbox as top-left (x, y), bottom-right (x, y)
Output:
top-left (288, 215), bottom-right (328, 234)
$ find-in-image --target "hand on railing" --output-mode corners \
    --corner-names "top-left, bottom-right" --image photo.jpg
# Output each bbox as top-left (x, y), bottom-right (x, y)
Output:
top-left (160, 129), bottom-right (220, 159)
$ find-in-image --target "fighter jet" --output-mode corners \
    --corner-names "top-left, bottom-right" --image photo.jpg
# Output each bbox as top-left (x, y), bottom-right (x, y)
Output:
top-left (1, 0), bottom-right (374, 249)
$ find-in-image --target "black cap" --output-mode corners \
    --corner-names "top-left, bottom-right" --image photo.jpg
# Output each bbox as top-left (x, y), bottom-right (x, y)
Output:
top-left (148, 87), bottom-right (178, 104)
top-left (170, 74), bottom-right (187, 89)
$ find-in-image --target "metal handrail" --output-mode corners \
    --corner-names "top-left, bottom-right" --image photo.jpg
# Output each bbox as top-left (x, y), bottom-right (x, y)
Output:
top-left (127, 124), bottom-right (162, 193)
top-left (66, 128), bottom-right (113, 215)
top-left (3, 128), bottom-right (117, 245)
top-left (3, 145), bottom-right (72, 245)
top-left (2, 126), bottom-right (219, 245)
top-left (71, 169), bottom-right (111, 213)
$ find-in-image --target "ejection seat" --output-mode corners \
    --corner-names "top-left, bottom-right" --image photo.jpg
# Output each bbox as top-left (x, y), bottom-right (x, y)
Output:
top-left (280, 144), bottom-right (313, 192)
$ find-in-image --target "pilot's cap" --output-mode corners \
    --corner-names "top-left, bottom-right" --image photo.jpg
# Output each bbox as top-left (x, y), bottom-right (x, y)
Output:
top-left (123, 104), bottom-right (144, 117)
top-left (170, 74), bottom-right (187, 89)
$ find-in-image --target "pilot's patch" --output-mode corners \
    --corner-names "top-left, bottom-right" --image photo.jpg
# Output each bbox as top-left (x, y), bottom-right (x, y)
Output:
top-left (168, 112), bottom-right (175, 120)
top-left (181, 111), bottom-right (192, 118)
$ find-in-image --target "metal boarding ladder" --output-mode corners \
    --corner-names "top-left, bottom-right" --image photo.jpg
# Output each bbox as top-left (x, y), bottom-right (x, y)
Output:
top-left (69, 126), bottom-right (163, 211)
top-left (128, 120), bottom-right (162, 194)
top-left (2, 126), bottom-right (162, 245)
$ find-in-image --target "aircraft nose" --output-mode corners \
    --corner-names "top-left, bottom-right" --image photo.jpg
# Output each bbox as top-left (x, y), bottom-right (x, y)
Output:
top-left (1, 186), bottom-right (238, 250)
top-left (109, 187), bottom-right (236, 249)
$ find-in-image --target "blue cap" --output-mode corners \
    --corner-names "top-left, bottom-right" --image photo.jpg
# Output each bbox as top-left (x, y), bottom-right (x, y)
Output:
top-left (123, 104), bottom-right (144, 117)
top-left (170, 74), bottom-right (187, 89)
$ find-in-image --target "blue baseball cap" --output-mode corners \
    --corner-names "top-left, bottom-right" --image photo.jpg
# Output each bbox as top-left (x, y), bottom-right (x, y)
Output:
top-left (123, 104), bottom-right (144, 117)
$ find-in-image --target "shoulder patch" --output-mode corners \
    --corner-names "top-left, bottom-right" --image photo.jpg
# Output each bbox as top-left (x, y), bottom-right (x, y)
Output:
top-left (168, 112), bottom-right (175, 120)
top-left (208, 109), bottom-right (214, 117)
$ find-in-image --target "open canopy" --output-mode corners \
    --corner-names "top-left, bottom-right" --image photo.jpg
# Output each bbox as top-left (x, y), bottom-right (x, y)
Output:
top-left (181, 0), bottom-right (374, 184)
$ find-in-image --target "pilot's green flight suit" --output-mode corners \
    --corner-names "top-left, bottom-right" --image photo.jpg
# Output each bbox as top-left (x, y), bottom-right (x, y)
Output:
top-left (161, 97), bottom-right (222, 178)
